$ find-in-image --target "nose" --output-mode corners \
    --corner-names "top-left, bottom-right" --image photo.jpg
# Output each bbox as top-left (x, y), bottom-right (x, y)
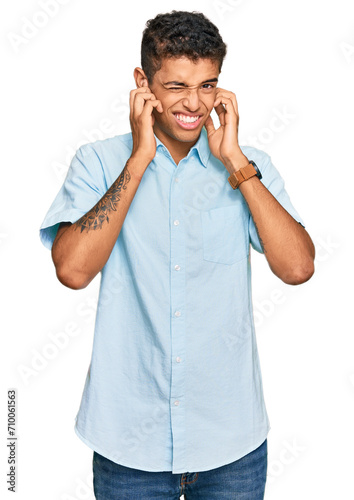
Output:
top-left (181, 88), bottom-right (200, 112)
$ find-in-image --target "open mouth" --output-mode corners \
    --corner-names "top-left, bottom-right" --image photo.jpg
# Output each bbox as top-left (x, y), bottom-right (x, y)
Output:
top-left (173, 113), bottom-right (203, 130)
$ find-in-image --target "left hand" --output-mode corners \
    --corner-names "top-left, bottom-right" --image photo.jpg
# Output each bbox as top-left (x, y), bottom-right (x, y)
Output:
top-left (204, 88), bottom-right (249, 174)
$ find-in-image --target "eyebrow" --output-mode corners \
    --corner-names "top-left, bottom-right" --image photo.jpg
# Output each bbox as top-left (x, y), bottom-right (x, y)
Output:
top-left (163, 78), bottom-right (218, 87)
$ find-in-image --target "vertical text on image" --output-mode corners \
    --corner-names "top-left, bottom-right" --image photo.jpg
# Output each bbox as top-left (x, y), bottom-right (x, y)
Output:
top-left (8, 0), bottom-right (73, 54)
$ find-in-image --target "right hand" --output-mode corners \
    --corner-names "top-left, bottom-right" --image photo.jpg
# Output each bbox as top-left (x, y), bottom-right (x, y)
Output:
top-left (129, 85), bottom-right (163, 166)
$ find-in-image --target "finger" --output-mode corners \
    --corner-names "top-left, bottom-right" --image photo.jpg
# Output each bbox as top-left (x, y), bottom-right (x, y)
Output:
top-left (215, 92), bottom-right (238, 115)
top-left (204, 115), bottom-right (216, 136)
top-left (143, 97), bottom-right (163, 114)
top-left (129, 87), bottom-right (150, 107)
top-left (129, 87), bottom-right (153, 118)
top-left (214, 103), bottom-right (226, 126)
top-left (214, 95), bottom-right (234, 109)
top-left (214, 96), bottom-right (237, 123)
top-left (140, 99), bottom-right (163, 120)
top-left (132, 91), bottom-right (159, 118)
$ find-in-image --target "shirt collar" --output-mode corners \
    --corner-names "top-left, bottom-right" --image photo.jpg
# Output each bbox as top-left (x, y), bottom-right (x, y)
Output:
top-left (154, 127), bottom-right (211, 168)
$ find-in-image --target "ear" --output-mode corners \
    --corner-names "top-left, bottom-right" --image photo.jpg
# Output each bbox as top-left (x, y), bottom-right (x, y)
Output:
top-left (134, 67), bottom-right (149, 88)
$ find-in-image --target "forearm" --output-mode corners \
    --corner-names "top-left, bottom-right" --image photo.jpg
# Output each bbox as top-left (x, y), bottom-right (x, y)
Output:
top-left (204, 87), bottom-right (315, 284)
top-left (239, 176), bottom-right (315, 284)
top-left (52, 155), bottom-right (146, 289)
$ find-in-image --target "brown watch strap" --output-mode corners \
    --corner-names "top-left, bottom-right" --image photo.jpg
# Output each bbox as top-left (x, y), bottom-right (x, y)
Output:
top-left (228, 163), bottom-right (257, 189)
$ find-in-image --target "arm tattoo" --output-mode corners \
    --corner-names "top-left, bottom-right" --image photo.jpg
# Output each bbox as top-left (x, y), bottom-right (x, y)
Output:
top-left (74, 161), bottom-right (131, 233)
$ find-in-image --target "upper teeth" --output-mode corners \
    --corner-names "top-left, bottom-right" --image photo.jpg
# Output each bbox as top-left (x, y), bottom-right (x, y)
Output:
top-left (176, 114), bottom-right (199, 123)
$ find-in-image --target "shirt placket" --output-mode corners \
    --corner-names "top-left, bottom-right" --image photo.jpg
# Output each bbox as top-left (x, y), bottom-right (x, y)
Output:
top-left (169, 162), bottom-right (187, 473)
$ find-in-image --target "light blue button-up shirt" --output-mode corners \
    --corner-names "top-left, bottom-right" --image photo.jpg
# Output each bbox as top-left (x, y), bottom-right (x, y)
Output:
top-left (40, 128), bottom-right (304, 473)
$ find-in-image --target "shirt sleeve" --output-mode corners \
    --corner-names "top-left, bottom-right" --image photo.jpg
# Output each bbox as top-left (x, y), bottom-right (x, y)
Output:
top-left (39, 144), bottom-right (108, 250)
top-left (245, 148), bottom-right (305, 254)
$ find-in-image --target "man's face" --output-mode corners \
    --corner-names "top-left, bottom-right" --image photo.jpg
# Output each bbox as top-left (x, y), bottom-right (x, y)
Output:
top-left (147, 57), bottom-right (220, 152)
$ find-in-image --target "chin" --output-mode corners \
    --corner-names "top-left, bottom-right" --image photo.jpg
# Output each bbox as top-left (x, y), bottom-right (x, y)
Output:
top-left (172, 124), bottom-right (203, 143)
top-left (175, 131), bottom-right (200, 143)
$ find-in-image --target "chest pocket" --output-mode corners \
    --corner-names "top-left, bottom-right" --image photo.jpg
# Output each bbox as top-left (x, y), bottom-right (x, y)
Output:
top-left (201, 205), bottom-right (249, 265)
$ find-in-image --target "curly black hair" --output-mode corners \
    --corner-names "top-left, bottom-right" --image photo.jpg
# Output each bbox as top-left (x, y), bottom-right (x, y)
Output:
top-left (141, 11), bottom-right (227, 82)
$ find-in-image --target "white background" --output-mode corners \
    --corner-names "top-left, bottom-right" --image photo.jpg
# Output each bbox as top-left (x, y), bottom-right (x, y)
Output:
top-left (1, 0), bottom-right (353, 498)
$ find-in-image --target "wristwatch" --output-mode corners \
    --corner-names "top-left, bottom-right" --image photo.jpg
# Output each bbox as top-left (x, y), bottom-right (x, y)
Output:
top-left (228, 160), bottom-right (262, 189)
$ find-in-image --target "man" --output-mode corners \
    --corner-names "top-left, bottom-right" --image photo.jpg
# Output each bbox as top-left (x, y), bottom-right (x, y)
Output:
top-left (40, 10), bottom-right (315, 500)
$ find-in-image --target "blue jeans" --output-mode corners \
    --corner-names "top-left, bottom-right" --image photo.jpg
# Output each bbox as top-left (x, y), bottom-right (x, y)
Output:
top-left (92, 439), bottom-right (267, 499)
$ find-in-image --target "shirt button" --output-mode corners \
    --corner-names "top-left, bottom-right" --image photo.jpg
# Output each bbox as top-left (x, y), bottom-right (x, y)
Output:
top-left (174, 311), bottom-right (181, 317)
top-left (174, 400), bottom-right (180, 406)
top-left (173, 220), bottom-right (180, 226)
top-left (175, 177), bottom-right (179, 182)
top-left (176, 357), bottom-right (181, 363)
top-left (174, 264), bottom-right (181, 271)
